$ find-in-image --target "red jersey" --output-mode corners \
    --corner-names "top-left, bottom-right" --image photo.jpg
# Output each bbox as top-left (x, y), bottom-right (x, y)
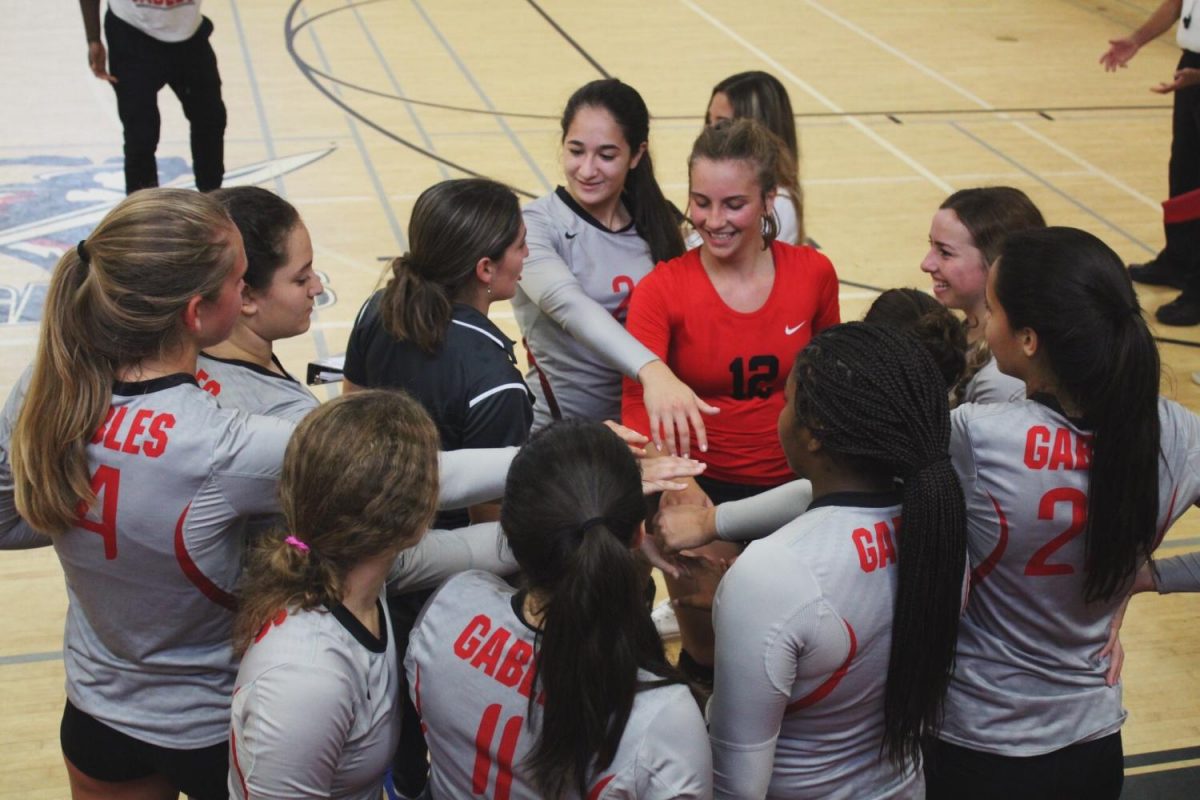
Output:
top-left (622, 241), bottom-right (840, 485)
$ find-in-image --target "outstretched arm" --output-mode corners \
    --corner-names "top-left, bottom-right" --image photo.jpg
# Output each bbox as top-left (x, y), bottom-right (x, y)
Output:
top-left (1099, 0), bottom-right (1182, 71)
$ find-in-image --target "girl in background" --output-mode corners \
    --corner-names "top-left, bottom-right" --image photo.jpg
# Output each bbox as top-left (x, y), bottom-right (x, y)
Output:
top-left (703, 70), bottom-right (804, 245)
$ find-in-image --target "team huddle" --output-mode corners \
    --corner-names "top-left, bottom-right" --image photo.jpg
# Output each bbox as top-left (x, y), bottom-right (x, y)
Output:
top-left (3, 66), bottom-right (1200, 800)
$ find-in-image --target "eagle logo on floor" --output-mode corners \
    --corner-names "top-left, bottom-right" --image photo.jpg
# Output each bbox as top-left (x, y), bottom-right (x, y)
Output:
top-left (0, 147), bottom-right (336, 325)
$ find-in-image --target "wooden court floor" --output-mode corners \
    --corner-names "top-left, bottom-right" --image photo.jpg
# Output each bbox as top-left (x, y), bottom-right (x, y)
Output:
top-left (2, 0), bottom-right (1200, 795)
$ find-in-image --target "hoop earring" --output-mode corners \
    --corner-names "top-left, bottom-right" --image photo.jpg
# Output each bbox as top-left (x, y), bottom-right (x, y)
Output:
top-left (761, 210), bottom-right (779, 247)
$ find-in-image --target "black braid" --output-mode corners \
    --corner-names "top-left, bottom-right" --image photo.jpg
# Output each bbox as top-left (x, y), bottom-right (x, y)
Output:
top-left (792, 322), bottom-right (967, 767)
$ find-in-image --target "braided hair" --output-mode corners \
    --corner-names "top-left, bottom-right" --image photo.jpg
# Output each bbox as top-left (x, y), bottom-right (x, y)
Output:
top-left (791, 322), bottom-right (966, 766)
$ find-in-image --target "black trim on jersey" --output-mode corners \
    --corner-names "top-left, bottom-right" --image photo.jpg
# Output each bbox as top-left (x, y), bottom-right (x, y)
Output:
top-left (555, 186), bottom-right (636, 234)
top-left (1029, 392), bottom-right (1093, 429)
top-left (807, 489), bottom-right (903, 512)
top-left (510, 590), bottom-right (542, 635)
top-left (112, 373), bottom-right (198, 396)
top-left (328, 599), bottom-right (389, 653)
top-left (199, 351), bottom-right (300, 384)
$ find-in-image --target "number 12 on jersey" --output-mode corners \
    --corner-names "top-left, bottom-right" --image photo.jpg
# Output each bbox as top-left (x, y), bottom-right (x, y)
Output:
top-left (730, 355), bottom-right (780, 399)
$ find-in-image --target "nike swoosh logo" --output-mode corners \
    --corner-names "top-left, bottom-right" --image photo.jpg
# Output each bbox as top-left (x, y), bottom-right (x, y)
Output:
top-left (565, 232), bottom-right (577, 239)
top-left (785, 322), bottom-right (807, 335)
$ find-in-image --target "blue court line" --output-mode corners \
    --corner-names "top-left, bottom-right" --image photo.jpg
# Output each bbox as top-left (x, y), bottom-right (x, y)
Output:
top-left (1159, 536), bottom-right (1200, 550)
top-left (348, 1), bottom-right (449, 181)
top-left (301, 4), bottom-right (408, 252)
top-left (0, 650), bottom-right (60, 666)
top-left (949, 121), bottom-right (1156, 255)
top-left (227, 0), bottom-right (284, 196)
top-left (407, 0), bottom-right (553, 193)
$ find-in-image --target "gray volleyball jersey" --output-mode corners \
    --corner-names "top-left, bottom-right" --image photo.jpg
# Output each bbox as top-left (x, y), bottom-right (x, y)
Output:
top-left (942, 397), bottom-right (1200, 755)
top-left (710, 495), bottom-right (920, 800)
top-left (961, 354), bottom-right (1024, 405)
top-left (197, 352), bottom-right (319, 423)
top-left (230, 596), bottom-right (398, 800)
top-left (1156, 551), bottom-right (1200, 592)
top-left (514, 188), bottom-right (659, 428)
top-left (0, 367), bottom-right (41, 548)
top-left (62, 374), bottom-right (293, 748)
top-left (407, 570), bottom-right (713, 800)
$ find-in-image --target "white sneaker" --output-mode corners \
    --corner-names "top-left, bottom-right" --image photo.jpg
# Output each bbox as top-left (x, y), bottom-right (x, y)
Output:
top-left (652, 600), bottom-right (680, 640)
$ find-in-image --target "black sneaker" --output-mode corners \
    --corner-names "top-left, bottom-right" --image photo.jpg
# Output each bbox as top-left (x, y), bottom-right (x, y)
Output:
top-left (1129, 260), bottom-right (1188, 289)
top-left (1156, 294), bottom-right (1200, 326)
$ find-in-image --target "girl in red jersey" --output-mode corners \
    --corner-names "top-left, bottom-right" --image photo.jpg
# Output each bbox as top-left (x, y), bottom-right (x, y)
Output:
top-left (622, 118), bottom-right (840, 681)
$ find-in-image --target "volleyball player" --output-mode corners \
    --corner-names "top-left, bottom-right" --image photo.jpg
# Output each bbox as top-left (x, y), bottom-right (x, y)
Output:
top-left (229, 390), bottom-right (439, 800)
top-left (920, 187), bottom-right (1045, 404)
top-left (515, 78), bottom-right (716, 456)
top-left (710, 323), bottom-right (966, 798)
top-left (6, 189), bottom-right (286, 799)
top-left (406, 421), bottom-right (713, 799)
top-left (652, 287), bottom-right (968, 555)
top-left (196, 186), bottom-right (322, 422)
top-left (927, 227), bottom-right (1200, 799)
top-left (623, 118), bottom-right (840, 680)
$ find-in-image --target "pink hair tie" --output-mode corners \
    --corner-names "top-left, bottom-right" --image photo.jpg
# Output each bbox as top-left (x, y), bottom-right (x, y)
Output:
top-left (284, 535), bottom-right (310, 552)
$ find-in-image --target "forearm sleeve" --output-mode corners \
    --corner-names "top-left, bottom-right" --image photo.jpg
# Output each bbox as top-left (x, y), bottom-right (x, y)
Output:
top-left (715, 480), bottom-right (812, 542)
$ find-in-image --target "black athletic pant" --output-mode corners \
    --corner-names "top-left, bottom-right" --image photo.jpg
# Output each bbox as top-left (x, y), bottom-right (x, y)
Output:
top-left (1151, 51), bottom-right (1200, 279)
top-left (104, 11), bottom-right (227, 194)
top-left (923, 732), bottom-right (1124, 800)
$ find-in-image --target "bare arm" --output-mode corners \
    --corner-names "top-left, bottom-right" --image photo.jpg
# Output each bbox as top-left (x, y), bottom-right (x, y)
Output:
top-left (1100, 0), bottom-right (1183, 70)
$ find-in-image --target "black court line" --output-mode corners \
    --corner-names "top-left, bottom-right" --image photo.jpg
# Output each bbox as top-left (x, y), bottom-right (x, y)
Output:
top-left (283, 0), bottom-right (539, 199)
top-left (523, 0), bottom-right (610, 78)
top-left (257, 62), bottom-right (1178, 125)
top-left (1126, 745), bottom-right (1200, 769)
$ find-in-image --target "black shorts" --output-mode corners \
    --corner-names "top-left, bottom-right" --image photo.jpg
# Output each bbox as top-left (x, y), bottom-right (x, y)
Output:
top-left (923, 732), bottom-right (1123, 800)
top-left (694, 474), bottom-right (779, 506)
top-left (60, 699), bottom-right (229, 800)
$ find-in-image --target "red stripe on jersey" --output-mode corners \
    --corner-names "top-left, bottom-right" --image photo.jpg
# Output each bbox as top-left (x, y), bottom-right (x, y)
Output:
top-left (174, 504), bottom-right (237, 610)
top-left (786, 621), bottom-right (858, 713)
top-left (523, 338), bottom-right (562, 421)
top-left (588, 775), bottom-right (616, 800)
top-left (970, 493), bottom-right (1009, 588)
top-left (230, 728), bottom-right (248, 798)
top-left (1153, 487), bottom-right (1179, 550)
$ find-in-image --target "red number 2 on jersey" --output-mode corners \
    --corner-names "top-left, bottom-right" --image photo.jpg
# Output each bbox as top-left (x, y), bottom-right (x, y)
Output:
top-left (473, 704), bottom-right (523, 800)
top-left (76, 465), bottom-right (121, 560)
top-left (611, 275), bottom-right (635, 323)
top-left (1025, 487), bottom-right (1087, 577)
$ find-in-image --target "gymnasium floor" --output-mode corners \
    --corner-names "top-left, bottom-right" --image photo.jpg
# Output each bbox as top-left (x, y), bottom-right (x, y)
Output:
top-left (2, 0), bottom-right (1200, 795)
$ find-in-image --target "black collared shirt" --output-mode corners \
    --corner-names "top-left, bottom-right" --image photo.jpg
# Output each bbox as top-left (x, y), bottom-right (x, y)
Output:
top-left (344, 294), bottom-right (533, 525)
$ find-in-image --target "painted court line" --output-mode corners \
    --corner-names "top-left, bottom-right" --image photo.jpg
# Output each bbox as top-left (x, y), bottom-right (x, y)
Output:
top-left (680, 0), bottom-right (953, 194)
top-left (950, 122), bottom-right (1155, 254)
top-left (803, 0), bottom-right (1161, 211)
top-left (409, 0), bottom-right (553, 193)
